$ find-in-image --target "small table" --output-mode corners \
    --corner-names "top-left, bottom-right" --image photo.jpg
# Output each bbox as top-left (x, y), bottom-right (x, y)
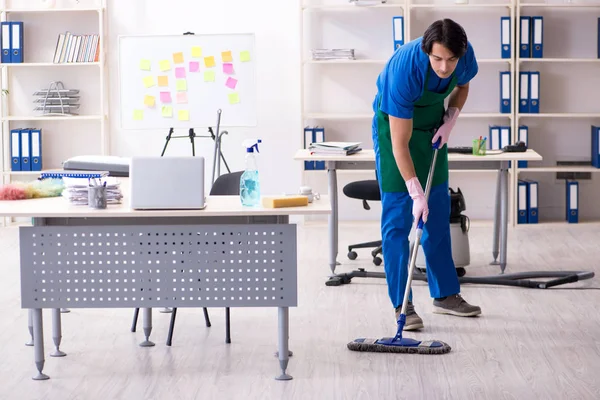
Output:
top-left (294, 148), bottom-right (542, 275)
top-left (0, 186), bottom-right (330, 381)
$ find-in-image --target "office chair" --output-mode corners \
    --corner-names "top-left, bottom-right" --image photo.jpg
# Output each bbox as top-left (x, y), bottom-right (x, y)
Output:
top-left (165, 170), bottom-right (243, 346)
top-left (342, 179), bottom-right (383, 266)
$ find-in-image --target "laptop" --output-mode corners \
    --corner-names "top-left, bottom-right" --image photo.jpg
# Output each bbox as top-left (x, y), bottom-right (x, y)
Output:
top-left (129, 156), bottom-right (207, 210)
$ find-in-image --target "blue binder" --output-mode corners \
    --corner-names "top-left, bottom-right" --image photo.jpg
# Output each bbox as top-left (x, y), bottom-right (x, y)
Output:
top-left (30, 128), bottom-right (42, 171)
top-left (592, 125), bottom-right (600, 168)
top-left (566, 180), bottom-right (578, 223)
top-left (488, 125), bottom-right (501, 150)
top-left (10, 21), bottom-right (23, 63)
top-left (10, 128), bottom-right (21, 171)
top-left (499, 71), bottom-right (511, 113)
top-left (598, 18), bottom-right (600, 59)
top-left (520, 16), bottom-right (531, 58)
top-left (524, 179), bottom-right (538, 223)
top-left (529, 71), bottom-right (540, 113)
top-left (19, 128), bottom-right (31, 171)
top-left (1, 22), bottom-right (11, 63)
top-left (532, 16), bottom-right (543, 58)
top-left (519, 71), bottom-right (529, 113)
top-left (518, 125), bottom-right (529, 168)
top-left (303, 126), bottom-right (315, 171)
top-left (313, 126), bottom-right (325, 170)
top-left (500, 16), bottom-right (510, 59)
top-left (517, 180), bottom-right (528, 224)
top-left (393, 16), bottom-right (404, 50)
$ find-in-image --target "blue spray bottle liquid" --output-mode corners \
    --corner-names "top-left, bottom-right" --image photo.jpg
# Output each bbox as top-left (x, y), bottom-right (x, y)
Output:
top-left (240, 139), bottom-right (262, 206)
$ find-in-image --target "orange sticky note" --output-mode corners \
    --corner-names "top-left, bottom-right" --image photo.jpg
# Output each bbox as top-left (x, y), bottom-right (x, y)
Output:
top-left (221, 50), bottom-right (233, 62)
top-left (158, 75), bottom-right (169, 87)
top-left (204, 56), bottom-right (215, 68)
top-left (173, 52), bottom-right (184, 64)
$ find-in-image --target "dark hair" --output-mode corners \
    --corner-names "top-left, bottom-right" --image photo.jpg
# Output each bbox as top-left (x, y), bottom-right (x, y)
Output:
top-left (421, 19), bottom-right (468, 59)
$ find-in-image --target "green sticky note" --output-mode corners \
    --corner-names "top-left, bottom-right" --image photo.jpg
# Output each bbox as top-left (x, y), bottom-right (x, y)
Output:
top-left (133, 109), bottom-right (143, 120)
top-left (228, 92), bottom-right (240, 105)
top-left (178, 109), bottom-right (190, 121)
top-left (176, 79), bottom-right (187, 91)
top-left (162, 105), bottom-right (173, 118)
top-left (143, 76), bottom-right (155, 88)
top-left (204, 70), bottom-right (215, 82)
top-left (240, 50), bottom-right (251, 62)
top-left (140, 59), bottom-right (151, 70)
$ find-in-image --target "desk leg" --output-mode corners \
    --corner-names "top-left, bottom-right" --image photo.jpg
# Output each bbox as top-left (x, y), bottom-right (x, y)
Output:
top-left (32, 309), bottom-right (49, 380)
top-left (140, 308), bottom-right (155, 347)
top-left (499, 164), bottom-right (509, 274)
top-left (26, 309), bottom-right (34, 346)
top-left (275, 307), bottom-right (292, 381)
top-left (50, 308), bottom-right (66, 357)
top-left (490, 170), bottom-right (501, 265)
top-left (327, 163), bottom-right (339, 274)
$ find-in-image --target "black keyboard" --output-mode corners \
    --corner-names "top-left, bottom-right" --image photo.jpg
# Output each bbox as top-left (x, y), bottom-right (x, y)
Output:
top-left (448, 146), bottom-right (473, 154)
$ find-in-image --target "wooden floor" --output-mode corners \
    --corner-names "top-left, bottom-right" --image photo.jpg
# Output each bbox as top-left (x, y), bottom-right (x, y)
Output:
top-left (1, 220), bottom-right (600, 400)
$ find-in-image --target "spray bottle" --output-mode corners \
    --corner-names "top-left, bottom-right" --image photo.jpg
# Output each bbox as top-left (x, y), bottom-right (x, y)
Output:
top-left (240, 139), bottom-right (262, 206)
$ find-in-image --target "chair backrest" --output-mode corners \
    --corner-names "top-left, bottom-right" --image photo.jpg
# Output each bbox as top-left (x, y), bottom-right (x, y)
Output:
top-left (210, 171), bottom-right (243, 195)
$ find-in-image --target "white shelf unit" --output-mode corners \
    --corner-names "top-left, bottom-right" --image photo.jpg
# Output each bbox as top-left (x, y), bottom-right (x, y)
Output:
top-left (0, 1), bottom-right (108, 180)
top-left (300, 0), bottom-right (600, 225)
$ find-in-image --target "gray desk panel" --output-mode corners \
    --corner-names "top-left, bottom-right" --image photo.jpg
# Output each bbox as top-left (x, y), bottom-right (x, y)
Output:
top-left (20, 223), bottom-right (297, 309)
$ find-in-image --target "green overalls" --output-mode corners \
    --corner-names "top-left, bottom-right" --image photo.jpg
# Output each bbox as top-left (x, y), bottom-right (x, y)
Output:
top-left (372, 65), bottom-right (461, 306)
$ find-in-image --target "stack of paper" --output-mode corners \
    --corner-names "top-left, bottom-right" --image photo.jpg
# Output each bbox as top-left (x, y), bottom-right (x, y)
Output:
top-left (61, 176), bottom-right (123, 205)
top-left (311, 49), bottom-right (355, 61)
top-left (349, 0), bottom-right (387, 6)
top-left (309, 141), bottom-right (362, 155)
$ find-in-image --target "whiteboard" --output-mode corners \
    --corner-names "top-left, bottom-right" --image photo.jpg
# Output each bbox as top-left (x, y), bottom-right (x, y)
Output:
top-left (118, 33), bottom-right (257, 130)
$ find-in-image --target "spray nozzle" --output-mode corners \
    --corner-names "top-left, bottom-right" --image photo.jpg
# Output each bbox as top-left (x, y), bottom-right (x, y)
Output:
top-left (243, 139), bottom-right (262, 153)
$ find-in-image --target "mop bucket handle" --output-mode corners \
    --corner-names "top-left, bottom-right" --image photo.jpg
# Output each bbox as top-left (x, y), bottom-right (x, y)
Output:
top-left (416, 137), bottom-right (441, 230)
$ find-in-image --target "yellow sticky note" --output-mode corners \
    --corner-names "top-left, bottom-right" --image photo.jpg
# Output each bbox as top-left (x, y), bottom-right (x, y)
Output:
top-left (240, 50), bottom-right (251, 62)
top-left (221, 50), bottom-right (233, 62)
top-left (192, 46), bottom-right (202, 58)
top-left (176, 79), bottom-right (187, 91)
top-left (178, 109), bottom-right (190, 121)
top-left (133, 109), bottom-right (143, 120)
top-left (159, 60), bottom-right (171, 71)
top-left (162, 106), bottom-right (173, 118)
top-left (143, 76), bottom-right (155, 88)
top-left (140, 59), bottom-right (151, 70)
top-left (204, 56), bottom-right (215, 68)
top-left (204, 70), bottom-right (215, 82)
top-left (173, 52), bottom-right (184, 64)
top-left (228, 92), bottom-right (240, 105)
top-left (144, 95), bottom-right (155, 107)
top-left (158, 75), bottom-right (169, 87)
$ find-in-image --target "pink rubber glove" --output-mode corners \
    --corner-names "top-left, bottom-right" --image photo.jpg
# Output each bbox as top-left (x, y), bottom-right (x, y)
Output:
top-left (406, 177), bottom-right (428, 224)
top-left (432, 107), bottom-right (460, 148)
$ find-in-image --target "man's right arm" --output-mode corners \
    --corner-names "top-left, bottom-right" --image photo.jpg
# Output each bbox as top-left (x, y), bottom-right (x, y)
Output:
top-left (389, 115), bottom-right (417, 182)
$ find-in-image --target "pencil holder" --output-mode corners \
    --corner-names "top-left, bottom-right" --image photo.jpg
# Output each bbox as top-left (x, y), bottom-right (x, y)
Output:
top-left (472, 139), bottom-right (486, 156)
top-left (88, 186), bottom-right (107, 209)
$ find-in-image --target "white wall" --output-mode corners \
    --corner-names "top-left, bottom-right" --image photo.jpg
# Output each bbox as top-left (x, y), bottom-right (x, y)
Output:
top-left (6, 0), bottom-right (600, 223)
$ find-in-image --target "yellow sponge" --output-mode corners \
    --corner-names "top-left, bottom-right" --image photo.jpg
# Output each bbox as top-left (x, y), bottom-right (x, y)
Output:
top-left (262, 195), bottom-right (309, 208)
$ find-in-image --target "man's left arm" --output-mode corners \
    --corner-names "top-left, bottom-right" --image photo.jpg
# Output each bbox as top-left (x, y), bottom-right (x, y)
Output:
top-left (448, 82), bottom-right (470, 111)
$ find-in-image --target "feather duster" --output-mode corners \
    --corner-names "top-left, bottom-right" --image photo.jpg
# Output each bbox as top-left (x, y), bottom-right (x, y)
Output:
top-left (0, 178), bottom-right (65, 200)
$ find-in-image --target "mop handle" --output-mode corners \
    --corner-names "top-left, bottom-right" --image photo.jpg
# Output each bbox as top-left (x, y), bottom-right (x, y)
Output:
top-left (396, 137), bottom-right (441, 329)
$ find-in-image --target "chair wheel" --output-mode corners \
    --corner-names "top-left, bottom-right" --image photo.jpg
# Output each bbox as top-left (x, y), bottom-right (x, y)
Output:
top-left (373, 257), bottom-right (382, 266)
top-left (347, 251), bottom-right (358, 260)
top-left (456, 267), bottom-right (466, 277)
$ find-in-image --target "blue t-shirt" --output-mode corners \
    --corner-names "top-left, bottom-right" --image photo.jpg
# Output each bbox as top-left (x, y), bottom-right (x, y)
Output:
top-left (373, 37), bottom-right (478, 119)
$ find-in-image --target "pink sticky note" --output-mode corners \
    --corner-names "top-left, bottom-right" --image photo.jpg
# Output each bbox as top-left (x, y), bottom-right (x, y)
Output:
top-left (160, 91), bottom-right (172, 103)
top-left (175, 67), bottom-right (186, 78)
top-left (225, 77), bottom-right (237, 90)
top-left (189, 61), bottom-right (200, 72)
top-left (223, 63), bottom-right (234, 75)
top-left (176, 92), bottom-right (188, 104)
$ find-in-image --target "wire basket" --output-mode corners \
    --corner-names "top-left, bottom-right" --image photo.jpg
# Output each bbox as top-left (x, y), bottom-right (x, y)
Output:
top-left (33, 81), bottom-right (80, 116)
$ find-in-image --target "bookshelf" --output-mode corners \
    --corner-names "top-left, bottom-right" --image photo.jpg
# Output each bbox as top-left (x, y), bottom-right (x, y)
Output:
top-left (0, 0), bottom-right (108, 186)
top-left (300, 0), bottom-right (600, 226)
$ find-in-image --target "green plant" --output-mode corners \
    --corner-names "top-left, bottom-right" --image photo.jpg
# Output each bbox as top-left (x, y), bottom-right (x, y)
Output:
top-left (2, 89), bottom-right (8, 96)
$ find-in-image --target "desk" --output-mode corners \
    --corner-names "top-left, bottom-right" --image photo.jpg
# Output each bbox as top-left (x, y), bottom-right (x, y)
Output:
top-left (294, 149), bottom-right (542, 276)
top-left (0, 190), bottom-right (330, 381)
